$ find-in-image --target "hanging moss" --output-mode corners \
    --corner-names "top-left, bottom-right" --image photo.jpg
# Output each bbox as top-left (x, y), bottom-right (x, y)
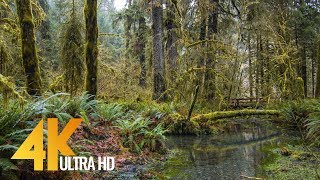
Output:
top-left (295, 77), bottom-right (305, 99)
top-left (0, 74), bottom-right (26, 105)
top-left (60, 9), bottom-right (85, 96)
top-left (15, 0), bottom-right (42, 96)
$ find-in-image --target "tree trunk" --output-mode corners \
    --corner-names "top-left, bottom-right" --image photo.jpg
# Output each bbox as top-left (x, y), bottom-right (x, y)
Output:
top-left (301, 46), bottom-right (307, 97)
top-left (205, 0), bottom-right (218, 101)
top-left (138, 16), bottom-right (147, 87)
top-left (196, 18), bottom-right (206, 88)
top-left (125, 0), bottom-right (133, 58)
top-left (84, 0), bottom-right (98, 96)
top-left (315, 39), bottom-right (320, 97)
top-left (16, 0), bottom-right (42, 96)
top-left (38, 0), bottom-right (51, 40)
top-left (152, 0), bottom-right (167, 101)
top-left (248, 34), bottom-right (253, 99)
top-left (166, 0), bottom-right (178, 82)
top-left (255, 33), bottom-right (260, 98)
top-left (312, 49), bottom-right (316, 98)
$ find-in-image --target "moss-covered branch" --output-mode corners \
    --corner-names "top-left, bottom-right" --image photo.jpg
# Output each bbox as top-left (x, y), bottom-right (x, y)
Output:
top-left (191, 109), bottom-right (281, 122)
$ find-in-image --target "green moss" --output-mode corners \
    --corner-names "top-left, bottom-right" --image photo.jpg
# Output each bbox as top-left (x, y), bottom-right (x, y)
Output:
top-left (84, 0), bottom-right (98, 96)
top-left (260, 140), bottom-right (320, 179)
top-left (192, 109), bottom-right (281, 123)
top-left (15, 0), bottom-right (42, 96)
top-left (0, 74), bottom-right (26, 104)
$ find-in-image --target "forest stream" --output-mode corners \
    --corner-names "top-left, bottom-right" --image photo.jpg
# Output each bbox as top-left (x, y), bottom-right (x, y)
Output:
top-left (109, 120), bottom-right (289, 179)
top-left (156, 125), bottom-right (280, 179)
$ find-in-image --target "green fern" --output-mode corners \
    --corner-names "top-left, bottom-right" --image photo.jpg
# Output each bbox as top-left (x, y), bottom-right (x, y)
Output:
top-left (96, 103), bottom-right (125, 122)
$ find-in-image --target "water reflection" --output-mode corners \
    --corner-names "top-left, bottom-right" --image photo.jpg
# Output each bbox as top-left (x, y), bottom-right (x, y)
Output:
top-left (160, 127), bottom-right (280, 180)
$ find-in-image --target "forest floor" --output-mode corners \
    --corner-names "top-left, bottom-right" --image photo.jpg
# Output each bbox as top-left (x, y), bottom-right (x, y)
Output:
top-left (70, 122), bottom-right (165, 179)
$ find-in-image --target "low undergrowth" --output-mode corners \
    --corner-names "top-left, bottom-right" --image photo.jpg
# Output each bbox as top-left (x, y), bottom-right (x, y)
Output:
top-left (0, 93), bottom-right (171, 179)
top-left (277, 99), bottom-right (320, 145)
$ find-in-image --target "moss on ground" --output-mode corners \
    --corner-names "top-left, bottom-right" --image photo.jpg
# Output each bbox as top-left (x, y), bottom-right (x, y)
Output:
top-left (260, 138), bottom-right (320, 179)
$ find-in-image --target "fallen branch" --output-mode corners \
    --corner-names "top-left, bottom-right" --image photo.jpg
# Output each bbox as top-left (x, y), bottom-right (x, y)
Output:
top-left (191, 109), bottom-right (281, 123)
top-left (240, 175), bottom-right (265, 180)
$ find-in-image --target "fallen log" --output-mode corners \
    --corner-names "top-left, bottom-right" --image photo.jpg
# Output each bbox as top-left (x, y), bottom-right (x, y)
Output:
top-left (191, 109), bottom-right (281, 123)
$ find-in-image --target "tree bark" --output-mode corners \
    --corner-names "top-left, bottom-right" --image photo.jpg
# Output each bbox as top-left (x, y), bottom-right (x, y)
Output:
top-left (138, 16), bottom-right (147, 87)
top-left (84, 0), bottom-right (98, 96)
top-left (205, 0), bottom-right (218, 101)
top-left (196, 18), bottom-right (206, 88)
top-left (38, 0), bottom-right (51, 40)
top-left (315, 39), bottom-right (320, 97)
top-left (301, 46), bottom-right (307, 97)
top-left (152, 0), bottom-right (167, 101)
top-left (248, 34), bottom-right (253, 99)
top-left (166, 0), bottom-right (178, 82)
top-left (16, 0), bottom-right (42, 96)
top-left (125, 0), bottom-right (133, 58)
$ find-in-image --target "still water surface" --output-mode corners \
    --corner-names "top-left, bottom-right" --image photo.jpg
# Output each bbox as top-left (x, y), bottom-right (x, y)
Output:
top-left (159, 127), bottom-right (280, 179)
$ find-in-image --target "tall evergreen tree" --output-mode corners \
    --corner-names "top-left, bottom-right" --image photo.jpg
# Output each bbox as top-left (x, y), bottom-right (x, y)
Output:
top-left (205, 0), bottom-right (218, 101)
top-left (152, 0), bottom-right (167, 101)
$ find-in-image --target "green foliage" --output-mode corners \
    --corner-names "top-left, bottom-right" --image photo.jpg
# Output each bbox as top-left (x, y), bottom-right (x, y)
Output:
top-left (280, 100), bottom-right (315, 133)
top-left (60, 8), bottom-right (85, 96)
top-left (305, 101), bottom-right (320, 143)
top-left (95, 103), bottom-right (125, 122)
top-left (143, 123), bottom-right (167, 151)
top-left (279, 99), bottom-right (320, 143)
top-left (0, 101), bottom-right (24, 137)
top-left (115, 117), bottom-right (167, 153)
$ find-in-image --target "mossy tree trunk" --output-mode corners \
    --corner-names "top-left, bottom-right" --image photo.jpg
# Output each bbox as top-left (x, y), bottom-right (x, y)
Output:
top-left (138, 16), bottom-right (147, 87)
top-left (166, 0), bottom-right (178, 82)
top-left (125, 0), bottom-right (133, 58)
top-left (16, 0), bottom-right (42, 96)
top-left (195, 17), bottom-right (206, 91)
top-left (316, 38), bottom-right (320, 97)
top-left (38, 0), bottom-right (51, 40)
top-left (205, 0), bottom-right (218, 101)
top-left (301, 46), bottom-right (307, 97)
top-left (84, 0), bottom-right (98, 97)
top-left (152, 0), bottom-right (167, 101)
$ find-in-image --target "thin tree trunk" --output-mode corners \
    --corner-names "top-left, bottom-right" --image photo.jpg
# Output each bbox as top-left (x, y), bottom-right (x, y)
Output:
top-left (152, 0), bottom-right (167, 101)
top-left (312, 51), bottom-right (316, 98)
top-left (301, 46), bottom-right (307, 97)
top-left (248, 34), bottom-right (253, 99)
top-left (84, 0), bottom-right (98, 96)
top-left (125, 0), bottom-right (133, 58)
top-left (16, 0), bottom-right (42, 96)
top-left (196, 18), bottom-right (206, 89)
top-left (315, 39), bottom-right (320, 97)
top-left (255, 33), bottom-right (260, 98)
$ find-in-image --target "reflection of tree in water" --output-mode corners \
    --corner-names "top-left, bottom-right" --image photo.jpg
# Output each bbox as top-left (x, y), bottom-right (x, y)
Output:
top-left (162, 127), bottom-right (280, 179)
